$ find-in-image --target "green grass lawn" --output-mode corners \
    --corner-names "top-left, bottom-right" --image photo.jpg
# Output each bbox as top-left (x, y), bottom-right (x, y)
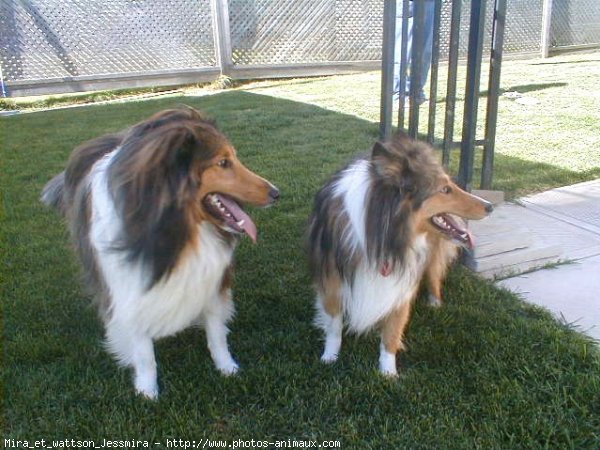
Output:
top-left (2, 55), bottom-right (600, 448)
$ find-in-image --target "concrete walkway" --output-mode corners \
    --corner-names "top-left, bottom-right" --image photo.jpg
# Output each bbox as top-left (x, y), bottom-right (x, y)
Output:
top-left (498, 255), bottom-right (600, 341)
top-left (470, 179), bottom-right (600, 342)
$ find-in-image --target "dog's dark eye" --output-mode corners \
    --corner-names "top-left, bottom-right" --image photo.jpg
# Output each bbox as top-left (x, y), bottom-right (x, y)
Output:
top-left (441, 185), bottom-right (452, 194)
top-left (217, 159), bottom-right (232, 169)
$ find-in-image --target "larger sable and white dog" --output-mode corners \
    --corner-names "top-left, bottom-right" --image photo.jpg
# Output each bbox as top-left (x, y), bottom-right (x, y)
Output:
top-left (307, 133), bottom-right (492, 376)
top-left (42, 107), bottom-right (279, 398)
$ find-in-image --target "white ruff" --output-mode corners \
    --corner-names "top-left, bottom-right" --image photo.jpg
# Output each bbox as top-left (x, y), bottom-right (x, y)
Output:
top-left (88, 149), bottom-right (235, 373)
top-left (333, 159), bottom-right (371, 254)
top-left (333, 159), bottom-right (430, 334)
top-left (343, 235), bottom-right (429, 334)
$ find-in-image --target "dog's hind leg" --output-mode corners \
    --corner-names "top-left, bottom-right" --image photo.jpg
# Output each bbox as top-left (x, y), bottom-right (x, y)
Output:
top-left (203, 289), bottom-right (239, 376)
top-left (314, 275), bottom-right (343, 363)
top-left (379, 300), bottom-right (413, 377)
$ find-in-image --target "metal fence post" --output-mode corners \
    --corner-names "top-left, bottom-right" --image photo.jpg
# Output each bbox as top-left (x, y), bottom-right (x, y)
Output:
top-left (426, 0), bottom-right (443, 144)
top-left (397, 0), bottom-right (411, 130)
top-left (407, 0), bottom-right (426, 138)
top-left (380, 0), bottom-right (397, 141)
top-left (541, 0), bottom-right (554, 58)
top-left (212, 0), bottom-right (233, 76)
top-left (457, 0), bottom-right (487, 192)
top-left (481, 0), bottom-right (507, 190)
top-left (442, 0), bottom-right (463, 168)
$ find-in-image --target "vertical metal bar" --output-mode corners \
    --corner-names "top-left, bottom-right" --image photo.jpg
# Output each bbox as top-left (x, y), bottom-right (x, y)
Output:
top-left (211, 0), bottom-right (233, 76)
top-left (408, 0), bottom-right (425, 138)
top-left (457, 0), bottom-right (487, 191)
top-left (541, 0), bottom-right (554, 58)
top-left (442, 0), bottom-right (462, 167)
top-left (427, 0), bottom-right (443, 144)
top-left (397, 0), bottom-right (411, 129)
top-left (481, 0), bottom-right (507, 189)
top-left (379, 0), bottom-right (396, 141)
top-left (0, 64), bottom-right (7, 97)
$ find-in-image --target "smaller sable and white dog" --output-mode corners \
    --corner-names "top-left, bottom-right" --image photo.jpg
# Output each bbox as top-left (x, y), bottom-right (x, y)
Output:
top-left (42, 107), bottom-right (279, 398)
top-left (307, 133), bottom-right (492, 376)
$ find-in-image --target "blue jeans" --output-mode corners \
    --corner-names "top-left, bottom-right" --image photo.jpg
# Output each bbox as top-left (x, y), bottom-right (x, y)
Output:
top-left (394, 0), bottom-right (435, 101)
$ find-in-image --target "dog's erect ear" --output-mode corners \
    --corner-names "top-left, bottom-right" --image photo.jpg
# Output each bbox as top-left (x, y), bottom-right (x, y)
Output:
top-left (371, 132), bottom-right (415, 161)
top-left (371, 140), bottom-right (417, 195)
top-left (371, 141), bottom-right (400, 181)
top-left (371, 141), bottom-right (393, 161)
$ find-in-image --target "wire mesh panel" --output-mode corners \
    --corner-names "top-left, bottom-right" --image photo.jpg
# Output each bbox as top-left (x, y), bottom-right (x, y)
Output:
top-left (227, 0), bottom-right (544, 69)
top-left (436, 0), bottom-right (542, 58)
top-left (1, 0), bottom-right (599, 96)
top-left (437, 0), bottom-right (490, 59)
top-left (0, 0), bottom-right (217, 83)
top-left (551, 0), bottom-right (600, 48)
top-left (490, 0), bottom-right (542, 54)
top-left (228, 0), bottom-right (384, 66)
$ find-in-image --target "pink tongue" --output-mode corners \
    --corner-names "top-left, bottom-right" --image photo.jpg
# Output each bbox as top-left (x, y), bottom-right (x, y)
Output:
top-left (444, 214), bottom-right (476, 249)
top-left (466, 228), bottom-right (476, 249)
top-left (217, 195), bottom-right (258, 243)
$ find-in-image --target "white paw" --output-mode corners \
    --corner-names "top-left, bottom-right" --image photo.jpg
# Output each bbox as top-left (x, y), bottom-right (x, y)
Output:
top-left (379, 366), bottom-right (399, 378)
top-left (320, 351), bottom-right (339, 364)
top-left (320, 331), bottom-right (342, 364)
top-left (135, 381), bottom-right (159, 400)
top-left (379, 346), bottom-right (398, 377)
top-left (216, 360), bottom-right (240, 376)
top-left (427, 294), bottom-right (443, 308)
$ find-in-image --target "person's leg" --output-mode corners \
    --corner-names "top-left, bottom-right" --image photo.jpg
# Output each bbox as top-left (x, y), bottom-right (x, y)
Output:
top-left (416, 1), bottom-right (436, 101)
top-left (394, 2), bottom-right (414, 98)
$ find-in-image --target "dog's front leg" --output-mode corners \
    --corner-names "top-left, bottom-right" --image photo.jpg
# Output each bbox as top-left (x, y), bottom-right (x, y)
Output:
top-left (131, 336), bottom-right (159, 399)
top-left (314, 276), bottom-right (343, 363)
top-left (379, 300), bottom-right (413, 377)
top-left (318, 308), bottom-right (343, 363)
top-left (425, 238), bottom-right (458, 308)
top-left (204, 289), bottom-right (239, 375)
top-left (106, 322), bottom-right (159, 399)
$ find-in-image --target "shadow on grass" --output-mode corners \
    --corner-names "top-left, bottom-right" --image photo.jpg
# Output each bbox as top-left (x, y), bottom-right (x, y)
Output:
top-left (529, 58), bottom-right (600, 66)
top-left (2, 91), bottom-right (599, 447)
top-left (428, 82), bottom-right (568, 104)
top-left (500, 82), bottom-right (568, 94)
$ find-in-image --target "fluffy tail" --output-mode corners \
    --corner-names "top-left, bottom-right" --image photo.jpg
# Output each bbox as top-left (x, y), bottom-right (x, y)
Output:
top-left (41, 171), bottom-right (66, 214)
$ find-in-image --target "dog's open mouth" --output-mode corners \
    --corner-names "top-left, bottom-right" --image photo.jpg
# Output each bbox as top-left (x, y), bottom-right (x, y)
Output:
top-left (204, 193), bottom-right (258, 243)
top-left (431, 214), bottom-right (475, 248)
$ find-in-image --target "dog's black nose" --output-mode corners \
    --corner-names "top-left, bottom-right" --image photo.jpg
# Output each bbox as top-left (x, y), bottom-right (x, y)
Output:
top-left (485, 202), bottom-right (494, 213)
top-left (269, 187), bottom-right (280, 201)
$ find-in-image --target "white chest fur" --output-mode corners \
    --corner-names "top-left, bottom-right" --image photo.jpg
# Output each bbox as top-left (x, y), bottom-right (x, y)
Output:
top-left (119, 224), bottom-right (234, 339)
top-left (97, 223), bottom-right (233, 340)
top-left (89, 152), bottom-right (234, 340)
top-left (343, 234), bottom-right (430, 333)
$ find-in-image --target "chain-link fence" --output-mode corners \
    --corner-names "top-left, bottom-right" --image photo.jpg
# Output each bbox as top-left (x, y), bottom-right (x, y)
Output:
top-left (551, 0), bottom-right (600, 48)
top-left (0, 0), bottom-right (217, 82)
top-left (1, 0), bottom-right (599, 97)
top-left (228, 0), bottom-right (384, 65)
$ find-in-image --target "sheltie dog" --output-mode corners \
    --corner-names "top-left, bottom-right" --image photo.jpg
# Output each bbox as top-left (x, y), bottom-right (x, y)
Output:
top-left (307, 132), bottom-right (492, 376)
top-left (41, 106), bottom-right (279, 398)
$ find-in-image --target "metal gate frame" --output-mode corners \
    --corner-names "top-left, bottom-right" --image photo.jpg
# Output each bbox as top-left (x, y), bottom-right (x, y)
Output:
top-left (379, 0), bottom-right (507, 191)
